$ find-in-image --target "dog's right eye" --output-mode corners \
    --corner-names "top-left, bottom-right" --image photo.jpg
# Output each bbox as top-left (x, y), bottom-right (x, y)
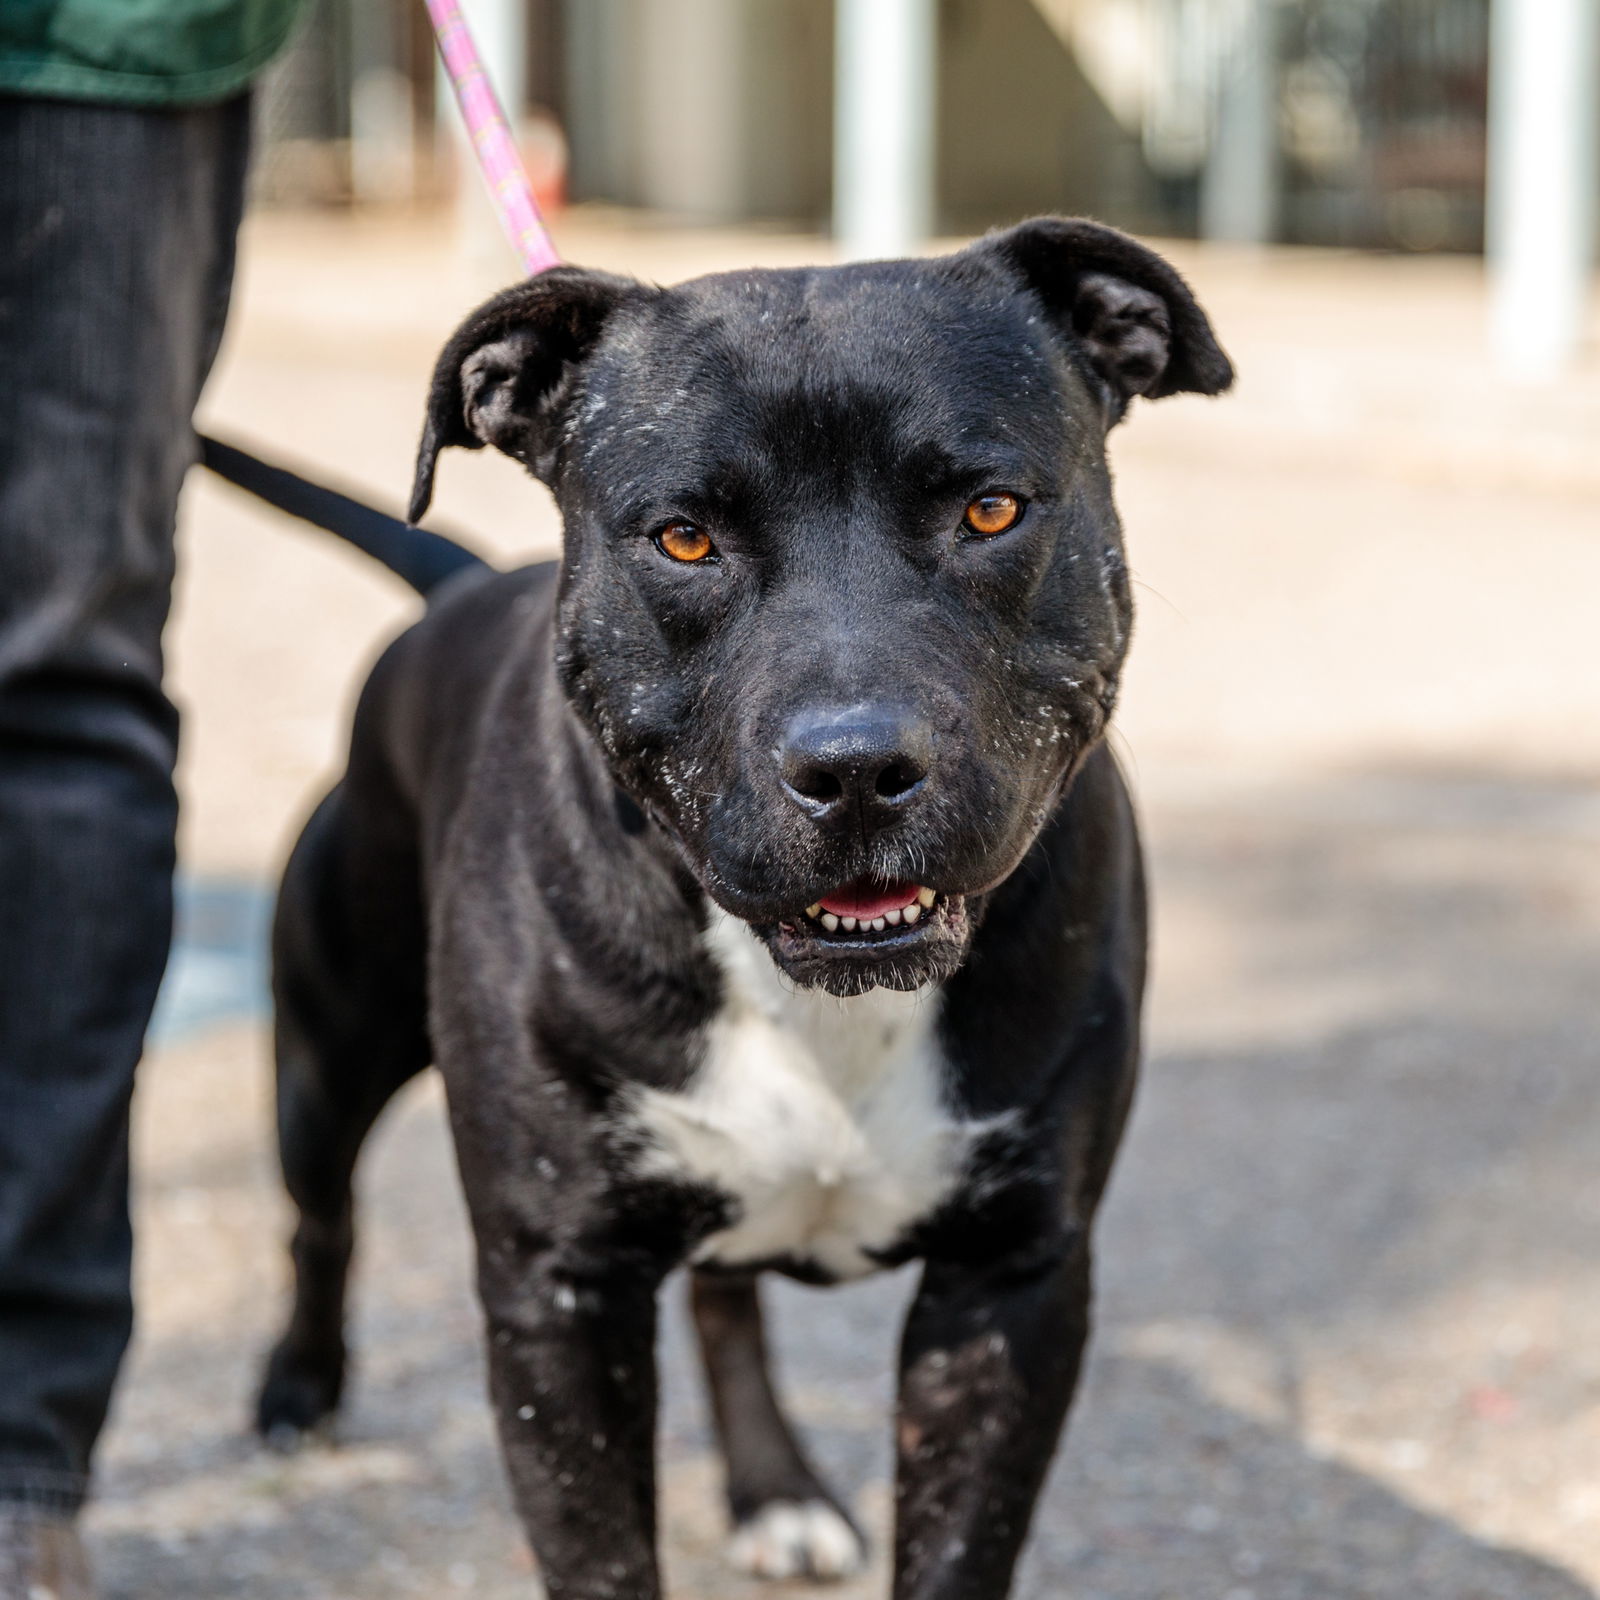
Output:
top-left (655, 521), bottom-right (717, 563)
top-left (961, 492), bottom-right (1025, 538)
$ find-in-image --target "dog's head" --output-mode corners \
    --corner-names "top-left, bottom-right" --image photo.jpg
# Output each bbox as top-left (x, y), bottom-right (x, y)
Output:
top-left (412, 219), bottom-right (1231, 995)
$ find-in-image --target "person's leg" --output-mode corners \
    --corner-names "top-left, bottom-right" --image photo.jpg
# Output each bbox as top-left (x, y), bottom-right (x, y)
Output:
top-left (0, 92), bottom-right (252, 1517)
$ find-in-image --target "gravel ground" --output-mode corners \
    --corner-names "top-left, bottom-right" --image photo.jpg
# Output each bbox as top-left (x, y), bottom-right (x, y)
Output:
top-left (80, 211), bottom-right (1600, 1598)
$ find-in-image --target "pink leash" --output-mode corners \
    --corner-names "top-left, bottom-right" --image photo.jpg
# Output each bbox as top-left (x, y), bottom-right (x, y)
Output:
top-left (422, 0), bottom-right (563, 276)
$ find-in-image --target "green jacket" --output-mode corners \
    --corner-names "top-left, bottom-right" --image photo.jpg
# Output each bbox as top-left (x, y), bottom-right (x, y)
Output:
top-left (0, 0), bottom-right (304, 106)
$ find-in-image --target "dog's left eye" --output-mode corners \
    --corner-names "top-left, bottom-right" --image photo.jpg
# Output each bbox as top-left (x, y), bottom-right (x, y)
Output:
top-left (655, 521), bottom-right (717, 563)
top-left (961, 492), bottom-right (1025, 538)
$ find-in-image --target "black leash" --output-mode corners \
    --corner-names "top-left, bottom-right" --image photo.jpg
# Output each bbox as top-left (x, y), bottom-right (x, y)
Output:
top-left (197, 434), bottom-right (489, 598)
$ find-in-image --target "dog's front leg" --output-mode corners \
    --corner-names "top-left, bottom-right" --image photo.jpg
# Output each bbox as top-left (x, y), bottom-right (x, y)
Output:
top-left (892, 1234), bottom-right (1091, 1600)
top-left (476, 1242), bottom-right (666, 1600)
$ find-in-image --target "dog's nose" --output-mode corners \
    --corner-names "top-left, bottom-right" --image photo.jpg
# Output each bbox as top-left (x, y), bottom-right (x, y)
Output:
top-left (778, 705), bottom-right (933, 828)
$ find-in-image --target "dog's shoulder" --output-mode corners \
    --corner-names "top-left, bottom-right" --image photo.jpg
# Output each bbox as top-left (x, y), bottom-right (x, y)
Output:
top-left (392, 559), bottom-right (558, 687)
top-left (346, 562), bottom-right (561, 813)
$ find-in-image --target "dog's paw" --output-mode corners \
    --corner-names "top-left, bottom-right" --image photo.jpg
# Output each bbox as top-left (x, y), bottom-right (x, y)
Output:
top-left (727, 1500), bottom-right (867, 1582)
top-left (254, 1340), bottom-right (343, 1450)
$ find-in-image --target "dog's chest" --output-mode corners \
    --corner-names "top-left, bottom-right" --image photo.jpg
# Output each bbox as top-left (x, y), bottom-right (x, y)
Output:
top-left (629, 914), bottom-right (970, 1280)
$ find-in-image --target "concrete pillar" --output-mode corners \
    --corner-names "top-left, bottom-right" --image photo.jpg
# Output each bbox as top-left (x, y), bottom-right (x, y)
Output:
top-left (635, 0), bottom-right (747, 222)
top-left (834, 0), bottom-right (936, 260)
top-left (1200, 0), bottom-right (1280, 246)
top-left (1487, 0), bottom-right (1599, 379)
top-left (350, 0), bottom-right (415, 203)
top-left (564, 0), bottom-right (639, 206)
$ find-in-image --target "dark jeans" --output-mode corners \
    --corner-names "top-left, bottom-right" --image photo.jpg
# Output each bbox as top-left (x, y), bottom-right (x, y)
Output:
top-left (0, 92), bottom-right (251, 1512)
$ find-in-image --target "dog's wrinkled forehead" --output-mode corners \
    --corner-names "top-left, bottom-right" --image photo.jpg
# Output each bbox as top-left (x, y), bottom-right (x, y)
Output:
top-left (567, 262), bottom-right (1078, 511)
top-left (407, 218), bottom-right (1233, 525)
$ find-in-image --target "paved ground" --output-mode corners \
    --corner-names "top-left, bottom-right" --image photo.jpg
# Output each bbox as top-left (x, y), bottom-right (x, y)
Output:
top-left (87, 208), bottom-right (1600, 1598)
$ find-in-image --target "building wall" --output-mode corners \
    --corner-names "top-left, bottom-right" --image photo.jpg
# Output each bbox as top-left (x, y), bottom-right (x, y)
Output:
top-left (937, 0), bottom-right (1159, 235)
top-left (254, 0), bottom-right (1511, 257)
top-left (564, 0), bottom-right (832, 224)
top-left (561, 0), bottom-right (1170, 237)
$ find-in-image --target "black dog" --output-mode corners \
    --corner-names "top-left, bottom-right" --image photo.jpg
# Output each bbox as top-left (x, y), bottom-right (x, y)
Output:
top-left (256, 217), bottom-right (1231, 1599)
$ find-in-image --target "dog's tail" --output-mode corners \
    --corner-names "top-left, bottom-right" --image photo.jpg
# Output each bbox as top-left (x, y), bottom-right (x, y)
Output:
top-left (198, 434), bottom-right (491, 598)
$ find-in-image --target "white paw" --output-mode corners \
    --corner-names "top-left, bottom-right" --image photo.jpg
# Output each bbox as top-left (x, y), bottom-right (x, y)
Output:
top-left (727, 1499), bottom-right (867, 1581)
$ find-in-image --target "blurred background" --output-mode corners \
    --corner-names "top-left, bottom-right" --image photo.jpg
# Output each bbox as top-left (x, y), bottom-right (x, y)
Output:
top-left (97, 1), bottom-right (1599, 1596)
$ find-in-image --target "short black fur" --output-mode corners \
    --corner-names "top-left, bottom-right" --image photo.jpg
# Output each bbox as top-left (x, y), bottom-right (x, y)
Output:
top-left (258, 217), bottom-right (1230, 1600)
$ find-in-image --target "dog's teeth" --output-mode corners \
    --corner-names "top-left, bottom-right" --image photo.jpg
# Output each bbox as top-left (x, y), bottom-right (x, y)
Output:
top-left (841, 916), bottom-right (857, 931)
top-left (821, 912), bottom-right (839, 932)
top-left (916, 887), bottom-right (936, 909)
top-left (903, 902), bottom-right (921, 925)
top-left (869, 917), bottom-right (886, 932)
top-left (885, 908), bottom-right (902, 926)
top-left (805, 903), bottom-right (822, 919)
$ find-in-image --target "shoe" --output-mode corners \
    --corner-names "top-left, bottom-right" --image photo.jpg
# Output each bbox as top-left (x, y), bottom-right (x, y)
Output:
top-left (0, 1508), bottom-right (95, 1600)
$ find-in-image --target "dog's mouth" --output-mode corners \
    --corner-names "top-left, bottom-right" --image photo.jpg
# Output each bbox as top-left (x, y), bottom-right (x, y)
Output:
top-left (776, 878), bottom-right (963, 945)
top-left (759, 876), bottom-right (974, 993)
top-left (803, 878), bottom-right (933, 934)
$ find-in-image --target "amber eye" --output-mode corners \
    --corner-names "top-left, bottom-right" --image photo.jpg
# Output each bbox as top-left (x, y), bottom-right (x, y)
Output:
top-left (962, 492), bottom-right (1024, 537)
top-left (656, 521), bottom-right (716, 563)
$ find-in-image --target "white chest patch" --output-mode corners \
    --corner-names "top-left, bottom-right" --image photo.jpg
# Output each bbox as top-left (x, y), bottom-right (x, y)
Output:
top-left (629, 912), bottom-right (974, 1280)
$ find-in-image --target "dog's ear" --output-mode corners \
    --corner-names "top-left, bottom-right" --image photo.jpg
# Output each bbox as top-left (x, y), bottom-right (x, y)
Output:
top-left (409, 266), bottom-right (646, 523)
top-left (977, 217), bottom-right (1233, 416)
